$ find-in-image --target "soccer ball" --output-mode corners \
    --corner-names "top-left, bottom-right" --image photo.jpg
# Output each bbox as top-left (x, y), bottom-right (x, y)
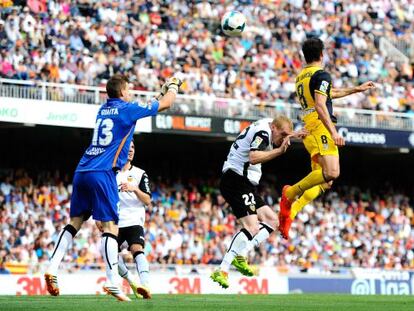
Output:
top-left (221, 11), bottom-right (246, 36)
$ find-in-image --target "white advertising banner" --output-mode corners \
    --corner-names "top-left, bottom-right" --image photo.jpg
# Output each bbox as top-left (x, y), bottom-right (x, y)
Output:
top-left (0, 272), bottom-right (288, 295)
top-left (0, 97), bottom-right (152, 133)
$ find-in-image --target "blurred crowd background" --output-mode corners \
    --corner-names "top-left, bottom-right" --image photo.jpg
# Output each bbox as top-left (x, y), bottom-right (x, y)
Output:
top-left (1, 0), bottom-right (414, 277)
top-left (1, 169), bottom-right (413, 274)
top-left (1, 0), bottom-right (414, 114)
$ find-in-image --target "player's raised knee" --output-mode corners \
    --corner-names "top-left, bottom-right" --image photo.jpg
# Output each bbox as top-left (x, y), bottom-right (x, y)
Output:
top-left (130, 244), bottom-right (144, 253)
top-left (243, 225), bottom-right (260, 237)
top-left (263, 214), bottom-right (278, 230)
top-left (324, 168), bottom-right (340, 181)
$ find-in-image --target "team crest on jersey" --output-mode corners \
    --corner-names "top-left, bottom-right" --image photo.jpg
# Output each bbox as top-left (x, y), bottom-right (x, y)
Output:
top-left (250, 204), bottom-right (256, 212)
top-left (251, 136), bottom-right (263, 149)
top-left (320, 81), bottom-right (329, 93)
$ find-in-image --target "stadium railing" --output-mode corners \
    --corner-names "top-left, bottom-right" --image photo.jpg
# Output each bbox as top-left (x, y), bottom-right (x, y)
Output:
top-left (379, 37), bottom-right (410, 64)
top-left (1, 78), bottom-right (413, 131)
top-left (387, 37), bottom-right (414, 61)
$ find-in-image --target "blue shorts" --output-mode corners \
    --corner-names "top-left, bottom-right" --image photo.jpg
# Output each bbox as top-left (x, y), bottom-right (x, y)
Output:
top-left (70, 170), bottom-right (119, 223)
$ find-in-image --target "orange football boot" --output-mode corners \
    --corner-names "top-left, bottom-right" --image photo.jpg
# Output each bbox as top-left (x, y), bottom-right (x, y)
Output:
top-left (278, 185), bottom-right (293, 239)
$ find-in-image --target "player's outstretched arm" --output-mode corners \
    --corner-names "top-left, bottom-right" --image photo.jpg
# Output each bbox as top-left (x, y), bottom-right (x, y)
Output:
top-left (249, 136), bottom-right (291, 165)
top-left (157, 77), bottom-right (183, 112)
top-left (158, 92), bottom-right (176, 112)
top-left (291, 128), bottom-right (308, 139)
top-left (331, 81), bottom-right (375, 99)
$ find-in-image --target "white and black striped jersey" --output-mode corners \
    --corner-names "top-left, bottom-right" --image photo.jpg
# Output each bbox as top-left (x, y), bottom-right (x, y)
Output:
top-left (222, 118), bottom-right (273, 185)
top-left (116, 166), bottom-right (151, 228)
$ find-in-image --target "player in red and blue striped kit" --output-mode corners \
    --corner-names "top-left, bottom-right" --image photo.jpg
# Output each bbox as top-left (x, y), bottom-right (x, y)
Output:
top-left (44, 74), bottom-right (182, 301)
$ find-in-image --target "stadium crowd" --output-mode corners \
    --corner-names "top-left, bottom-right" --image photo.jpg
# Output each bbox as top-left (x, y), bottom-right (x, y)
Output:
top-left (1, 169), bottom-right (413, 274)
top-left (1, 1), bottom-right (414, 114)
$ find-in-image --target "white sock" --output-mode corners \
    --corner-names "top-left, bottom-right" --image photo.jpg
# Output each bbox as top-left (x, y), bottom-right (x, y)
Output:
top-left (219, 229), bottom-right (252, 272)
top-left (47, 225), bottom-right (76, 275)
top-left (241, 222), bottom-right (274, 256)
top-left (118, 254), bottom-right (134, 283)
top-left (134, 252), bottom-right (149, 287)
top-left (101, 233), bottom-right (120, 285)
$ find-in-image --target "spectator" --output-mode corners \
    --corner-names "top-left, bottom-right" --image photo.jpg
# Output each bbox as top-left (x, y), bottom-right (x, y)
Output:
top-left (1, 2), bottom-right (414, 113)
top-left (0, 259), bottom-right (11, 274)
top-left (0, 169), bottom-right (413, 272)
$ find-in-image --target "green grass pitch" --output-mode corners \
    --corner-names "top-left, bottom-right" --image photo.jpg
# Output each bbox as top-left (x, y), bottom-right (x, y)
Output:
top-left (1, 294), bottom-right (414, 311)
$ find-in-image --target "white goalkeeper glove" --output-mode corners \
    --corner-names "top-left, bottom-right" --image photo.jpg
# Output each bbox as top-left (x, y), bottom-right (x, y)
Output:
top-left (159, 77), bottom-right (183, 98)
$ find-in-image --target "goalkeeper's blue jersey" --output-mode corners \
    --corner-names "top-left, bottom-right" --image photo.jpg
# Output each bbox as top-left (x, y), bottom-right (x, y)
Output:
top-left (76, 98), bottom-right (159, 172)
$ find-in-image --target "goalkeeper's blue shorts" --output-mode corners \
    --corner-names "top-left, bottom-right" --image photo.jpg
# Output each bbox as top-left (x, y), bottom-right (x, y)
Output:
top-left (70, 170), bottom-right (119, 223)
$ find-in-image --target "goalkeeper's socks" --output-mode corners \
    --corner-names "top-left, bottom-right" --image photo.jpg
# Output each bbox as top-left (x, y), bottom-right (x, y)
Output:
top-left (101, 233), bottom-right (120, 285)
top-left (47, 224), bottom-right (77, 275)
top-left (134, 251), bottom-right (149, 286)
top-left (290, 184), bottom-right (326, 219)
top-left (220, 229), bottom-right (252, 272)
top-left (286, 169), bottom-right (326, 201)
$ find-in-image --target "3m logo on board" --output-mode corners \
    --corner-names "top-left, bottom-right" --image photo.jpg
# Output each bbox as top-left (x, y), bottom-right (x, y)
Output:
top-left (169, 277), bottom-right (201, 294)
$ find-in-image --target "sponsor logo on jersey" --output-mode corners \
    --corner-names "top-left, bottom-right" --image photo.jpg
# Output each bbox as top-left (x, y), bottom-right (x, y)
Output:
top-left (251, 136), bottom-right (263, 149)
top-left (320, 81), bottom-right (329, 93)
top-left (138, 101), bottom-right (148, 108)
top-left (85, 147), bottom-right (106, 156)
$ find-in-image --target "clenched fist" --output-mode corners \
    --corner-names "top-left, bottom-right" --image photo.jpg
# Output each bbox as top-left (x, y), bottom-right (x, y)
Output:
top-left (160, 76), bottom-right (183, 97)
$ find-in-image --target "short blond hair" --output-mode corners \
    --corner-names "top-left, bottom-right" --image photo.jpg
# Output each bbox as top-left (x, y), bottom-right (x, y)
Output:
top-left (272, 115), bottom-right (293, 130)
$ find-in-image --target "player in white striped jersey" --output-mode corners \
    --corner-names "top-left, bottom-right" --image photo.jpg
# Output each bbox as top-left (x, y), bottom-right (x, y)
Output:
top-left (223, 117), bottom-right (276, 185)
top-left (211, 115), bottom-right (307, 288)
top-left (115, 140), bottom-right (152, 299)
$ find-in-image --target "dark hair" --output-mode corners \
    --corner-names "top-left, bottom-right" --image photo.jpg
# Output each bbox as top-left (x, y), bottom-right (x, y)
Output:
top-left (302, 38), bottom-right (324, 63)
top-left (106, 74), bottom-right (129, 98)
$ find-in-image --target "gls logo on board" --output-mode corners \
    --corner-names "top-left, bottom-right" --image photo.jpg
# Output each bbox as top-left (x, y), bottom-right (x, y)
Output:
top-left (224, 119), bottom-right (251, 135)
top-left (224, 119), bottom-right (241, 134)
top-left (338, 127), bottom-right (386, 145)
top-left (155, 115), bottom-right (173, 129)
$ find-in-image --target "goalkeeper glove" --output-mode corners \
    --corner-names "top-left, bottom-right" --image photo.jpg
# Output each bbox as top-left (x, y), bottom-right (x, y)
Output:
top-left (159, 77), bottom-right (183, 97)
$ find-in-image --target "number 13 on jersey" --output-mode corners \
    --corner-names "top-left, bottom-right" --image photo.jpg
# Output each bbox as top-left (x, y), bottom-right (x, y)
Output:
top-left (92, 118), bottom-right (114, 146)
